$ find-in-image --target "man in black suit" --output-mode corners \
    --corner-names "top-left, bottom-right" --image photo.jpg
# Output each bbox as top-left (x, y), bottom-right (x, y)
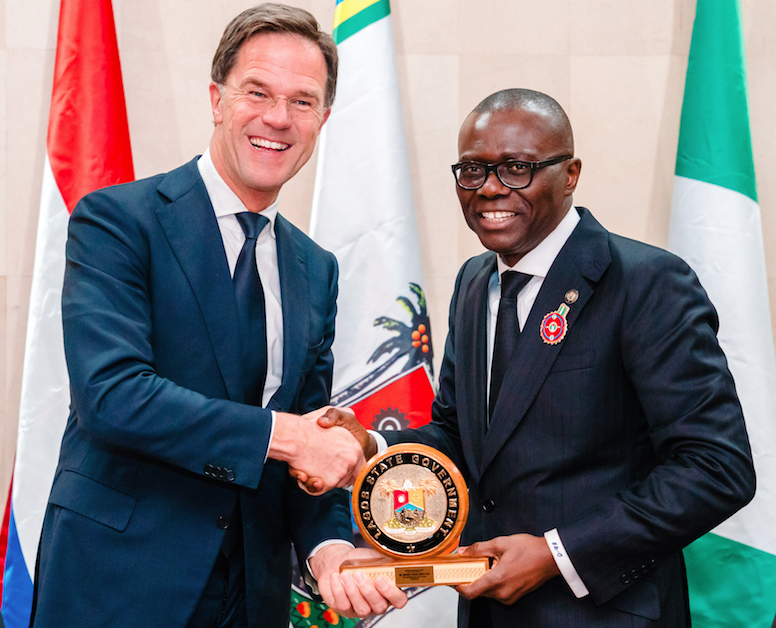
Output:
top-left (308, 88), bottom-right (755, 627)
top-left (30, 5), bottom-right (404, 627)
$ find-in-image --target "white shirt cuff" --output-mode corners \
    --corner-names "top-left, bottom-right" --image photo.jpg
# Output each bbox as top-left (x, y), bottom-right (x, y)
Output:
top-left (544, 528), bottom-right (589, 598)
top-left (370, 430), bottom-right (388, 453)
top-left (265, 410), bottom-right (276, 463)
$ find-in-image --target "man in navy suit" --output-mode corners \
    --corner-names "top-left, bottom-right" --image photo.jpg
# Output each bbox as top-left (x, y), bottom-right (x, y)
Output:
top-left (309, 88), bottom-right (756, 627)
top-left (30, 5), bottom-right (404, 627)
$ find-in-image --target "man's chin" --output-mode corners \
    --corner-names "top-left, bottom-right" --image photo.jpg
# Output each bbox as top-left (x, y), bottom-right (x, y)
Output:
top-left (475, 233), bottom-right (525, 259)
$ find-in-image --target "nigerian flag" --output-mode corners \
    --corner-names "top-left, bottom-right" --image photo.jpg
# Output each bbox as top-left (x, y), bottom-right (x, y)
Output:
top-left (669, 1), bottom-right (776, 626)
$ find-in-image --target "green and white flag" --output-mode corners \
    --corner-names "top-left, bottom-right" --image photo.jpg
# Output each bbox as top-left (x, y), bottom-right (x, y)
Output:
top-left (669, 1), bottom-right (776, 626)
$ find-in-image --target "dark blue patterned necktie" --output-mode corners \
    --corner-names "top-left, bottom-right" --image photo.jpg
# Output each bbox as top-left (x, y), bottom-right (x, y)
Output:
top-left (234, 212), bottom-right (269, 406)
top-left (489, 271), bottom-right (532, 423)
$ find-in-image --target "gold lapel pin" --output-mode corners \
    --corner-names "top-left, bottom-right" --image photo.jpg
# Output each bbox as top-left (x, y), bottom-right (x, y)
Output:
top-left (565, 289), bottom-right (579, 304)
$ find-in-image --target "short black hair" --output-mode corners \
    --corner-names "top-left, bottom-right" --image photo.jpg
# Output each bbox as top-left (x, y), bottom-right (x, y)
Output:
top-left (472, 88), bottom-right (574, 152)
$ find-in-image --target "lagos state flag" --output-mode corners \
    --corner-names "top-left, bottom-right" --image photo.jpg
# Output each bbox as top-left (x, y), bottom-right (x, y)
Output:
top-left (0, 1), bottom-right (133, 625)
top-left (668, 1), bottom-right (776, 626)
top-left (304, 1), bottom-right (460, 627)
top-left (311, 0), bottom-right (435, 398)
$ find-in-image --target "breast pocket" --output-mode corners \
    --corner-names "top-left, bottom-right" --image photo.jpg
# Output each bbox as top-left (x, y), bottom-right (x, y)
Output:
top-left (550, 349), bottom-right (595, 373)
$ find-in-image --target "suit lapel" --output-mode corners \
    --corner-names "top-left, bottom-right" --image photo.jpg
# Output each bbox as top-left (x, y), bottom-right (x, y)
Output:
top-left (458, 255), bottom-right (496, 483)
top-left (480, 208), bottom-right (611, 475)
top-left (154, 159), bottom-right (246, 403)
top-left (269, 214), bottom-right (309, 411)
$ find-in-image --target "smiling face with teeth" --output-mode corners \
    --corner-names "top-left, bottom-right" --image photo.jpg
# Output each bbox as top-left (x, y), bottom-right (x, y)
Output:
top-left (456, 106), bottom-right (581, 267)
top-left (209, 32), bottom-right (330, 211)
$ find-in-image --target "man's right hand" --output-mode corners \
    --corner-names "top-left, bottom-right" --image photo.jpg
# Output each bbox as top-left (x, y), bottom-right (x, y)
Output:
top-left (289, 407), bottom-right (376, 493)
top-left (269, 409), bottom-right (366, 495)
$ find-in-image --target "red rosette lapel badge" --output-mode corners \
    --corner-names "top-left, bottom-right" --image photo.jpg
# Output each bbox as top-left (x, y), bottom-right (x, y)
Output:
top-left (540, 303), bottom-right (570, 345)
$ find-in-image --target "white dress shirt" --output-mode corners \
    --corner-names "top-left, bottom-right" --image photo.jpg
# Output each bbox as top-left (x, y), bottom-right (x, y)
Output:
top-left (197, 149), bottom-right (282, 460)
top-left (197, 149), bottom-right (284, 407)
top-left (485, 205), bottom-right (580, 390)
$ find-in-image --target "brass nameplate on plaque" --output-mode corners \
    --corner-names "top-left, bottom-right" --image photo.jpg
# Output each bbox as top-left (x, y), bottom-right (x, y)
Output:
top-left (396, 566), bottom-right (433, 585)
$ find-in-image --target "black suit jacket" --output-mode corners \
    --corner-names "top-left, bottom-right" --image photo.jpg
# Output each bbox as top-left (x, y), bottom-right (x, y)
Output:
top-left (385, 207), bottom-right (754, 627)
top-left (31, 158), bottom-right (351, 628)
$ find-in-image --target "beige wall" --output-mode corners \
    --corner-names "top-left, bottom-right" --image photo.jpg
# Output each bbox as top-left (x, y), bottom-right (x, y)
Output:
top-left (2, 0), bottom-right (775, 514)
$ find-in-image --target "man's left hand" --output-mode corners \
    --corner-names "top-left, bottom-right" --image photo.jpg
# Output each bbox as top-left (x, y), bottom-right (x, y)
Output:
top-left (309, 545), bottom-right (408, 618)
top-left (455, 534), bottom-right (560, 605)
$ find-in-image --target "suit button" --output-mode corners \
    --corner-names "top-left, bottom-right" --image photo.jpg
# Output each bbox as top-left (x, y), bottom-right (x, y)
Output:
top-left (226, 470), bottom-right (235, 482)
top-left (217, 515), bottom-right (230, 530)
top-left (630, 569), bottom-right (640, 580)
top-left (204, 464), bottom-right (216, 477)
top-left (482, 499), bottom-right (496, 513)
top-left (621, 574), bottom-right (631, 584)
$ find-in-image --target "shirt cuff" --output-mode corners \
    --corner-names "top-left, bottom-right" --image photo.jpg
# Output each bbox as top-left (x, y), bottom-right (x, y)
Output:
top-left (370, 430), bottom-right (388, 453)
top-left (544, 529), bottom-right (589, 598)
top-left (304, 539), bottom-right (355, 595)
top-left (265, 410), bottom-right (277, 463)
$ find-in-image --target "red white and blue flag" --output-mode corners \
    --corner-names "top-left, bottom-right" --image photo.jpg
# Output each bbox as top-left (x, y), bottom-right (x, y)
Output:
top-left (0, 1), bottom-right (133, 624)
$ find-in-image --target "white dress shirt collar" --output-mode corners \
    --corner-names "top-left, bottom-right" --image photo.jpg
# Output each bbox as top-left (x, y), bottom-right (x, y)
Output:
top-left (197, 147), bottom-right (279, 236)
top-left (496, 205), bottom-right (580, 278)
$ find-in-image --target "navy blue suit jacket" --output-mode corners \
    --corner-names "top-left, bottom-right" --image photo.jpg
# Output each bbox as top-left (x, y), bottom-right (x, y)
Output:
top-left (31, 159), bottom-right (351, 628)
top-left (385, 207), bottom-right (754, 627)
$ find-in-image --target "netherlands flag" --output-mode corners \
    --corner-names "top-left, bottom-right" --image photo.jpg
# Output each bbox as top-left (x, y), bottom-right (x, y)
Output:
top-left (0, 0), bottom-right (133, 625)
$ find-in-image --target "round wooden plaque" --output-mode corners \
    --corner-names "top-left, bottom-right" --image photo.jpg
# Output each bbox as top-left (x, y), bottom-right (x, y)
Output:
top-left (351, 444), bottom-right (469, 560)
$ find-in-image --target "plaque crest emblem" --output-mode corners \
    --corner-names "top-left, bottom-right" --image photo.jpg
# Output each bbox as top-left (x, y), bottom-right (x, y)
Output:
top-left (384, 478), bottom-right (438, 532)
top-left (540, 303), bottom-right (570, 345)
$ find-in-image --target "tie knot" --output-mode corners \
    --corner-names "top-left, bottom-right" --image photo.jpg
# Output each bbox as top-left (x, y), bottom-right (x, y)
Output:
top-left (236, 212), bottom-right (269, 240)
top-left (500, 271), bottom-right (532, 299)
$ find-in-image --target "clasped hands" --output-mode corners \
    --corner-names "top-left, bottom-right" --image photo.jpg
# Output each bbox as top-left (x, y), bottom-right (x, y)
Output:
top-left (288, 406), bottom-right (375, 494)
top-left (269, 406), bottom-right (370, 495)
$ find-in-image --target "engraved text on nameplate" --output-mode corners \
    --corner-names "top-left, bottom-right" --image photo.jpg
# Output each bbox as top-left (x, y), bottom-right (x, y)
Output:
top-left (396, 566), bottom-right (434, 585)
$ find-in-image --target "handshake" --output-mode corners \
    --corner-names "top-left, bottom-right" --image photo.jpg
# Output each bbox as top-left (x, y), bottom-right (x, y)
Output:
top-left (269, 406), bottom-right (377, 495)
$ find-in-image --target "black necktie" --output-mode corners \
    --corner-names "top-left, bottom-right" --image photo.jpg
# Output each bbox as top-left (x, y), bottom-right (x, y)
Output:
top-left (489, 271), bottom-right (532, 423)
top-left (234, 212), bottom-right (269, 406)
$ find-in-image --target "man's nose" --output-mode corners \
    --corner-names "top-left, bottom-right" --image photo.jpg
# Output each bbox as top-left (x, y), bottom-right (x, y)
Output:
top-left (478, 170), bottom-right (510, 197)
top-left (262, 95), bottom-right (292, 128)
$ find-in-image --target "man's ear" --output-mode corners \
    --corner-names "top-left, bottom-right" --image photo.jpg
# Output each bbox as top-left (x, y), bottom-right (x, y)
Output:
top-left (319, 106), bottom-right (332, 131)
top-left (564, 158), bottom-right (582, 196)
top-left (209, 82), bottom-right (224, 125)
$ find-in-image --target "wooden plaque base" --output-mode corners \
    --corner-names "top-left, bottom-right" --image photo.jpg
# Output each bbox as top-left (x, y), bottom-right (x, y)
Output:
top-left (340, 555), bottom-right (489, 587)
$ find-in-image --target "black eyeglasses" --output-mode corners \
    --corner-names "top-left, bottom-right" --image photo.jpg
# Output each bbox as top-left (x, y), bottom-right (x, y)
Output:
top-left (451, 155), bottom-right (573, 190)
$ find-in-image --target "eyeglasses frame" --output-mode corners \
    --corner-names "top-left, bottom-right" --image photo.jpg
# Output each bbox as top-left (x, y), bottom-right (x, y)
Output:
top-left (451, 154), bottom-right (574, 190)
